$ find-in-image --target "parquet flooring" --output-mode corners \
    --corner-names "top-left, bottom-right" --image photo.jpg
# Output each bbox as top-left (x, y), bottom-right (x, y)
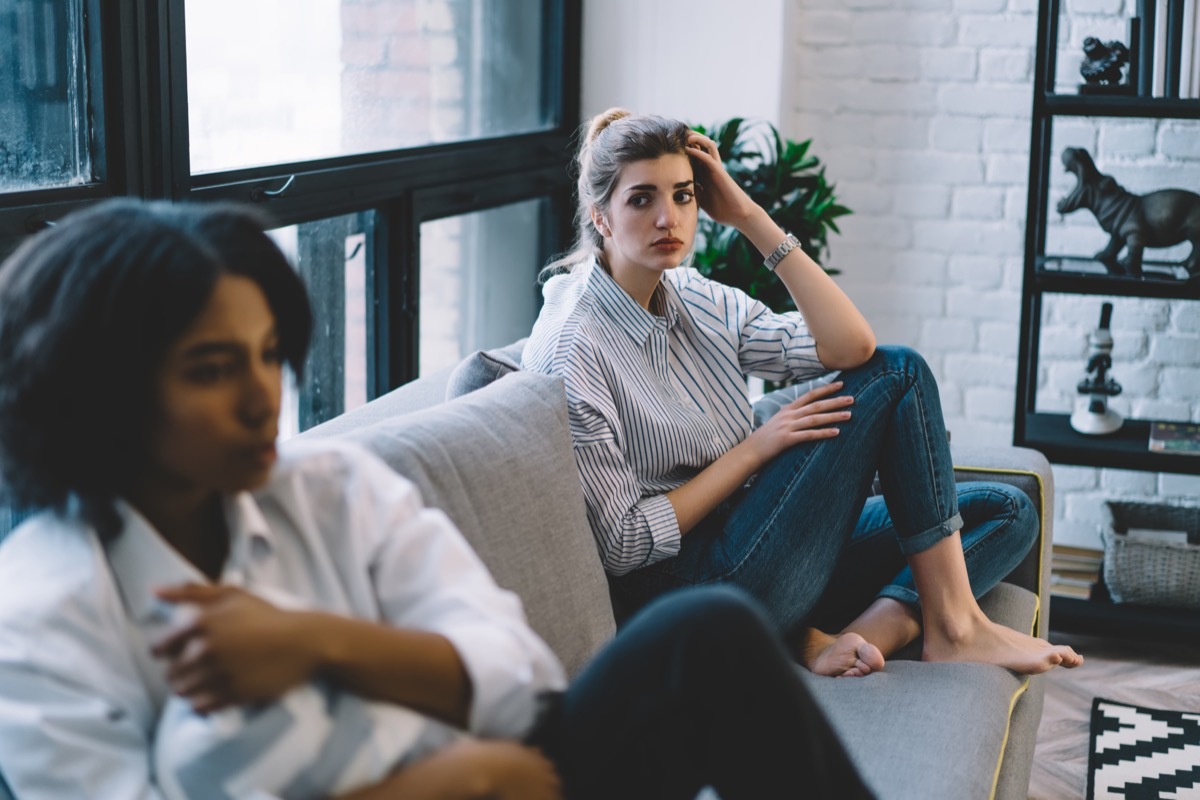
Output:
top-left (1028, 631), bottom-right (1200, 799)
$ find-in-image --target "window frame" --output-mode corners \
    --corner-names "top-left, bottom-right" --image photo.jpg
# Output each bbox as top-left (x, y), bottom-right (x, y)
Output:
top-left (0, 0), bottom-right (582, 397)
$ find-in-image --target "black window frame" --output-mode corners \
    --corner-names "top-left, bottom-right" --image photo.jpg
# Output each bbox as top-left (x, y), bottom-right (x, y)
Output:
top-left (0, 0), bottom-right (582, 398)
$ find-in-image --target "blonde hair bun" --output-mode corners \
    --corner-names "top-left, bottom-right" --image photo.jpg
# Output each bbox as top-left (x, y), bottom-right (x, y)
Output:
top-left (586, 108), bottom-right (633, 145)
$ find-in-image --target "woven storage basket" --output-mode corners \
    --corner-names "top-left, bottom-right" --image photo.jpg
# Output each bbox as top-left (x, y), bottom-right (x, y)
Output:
top-left (1102, 500), bottom-right (1200, 609)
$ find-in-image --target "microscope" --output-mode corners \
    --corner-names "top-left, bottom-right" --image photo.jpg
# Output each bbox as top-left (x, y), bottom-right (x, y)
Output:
top-left (1070, 302), bottom-right (1123, 435)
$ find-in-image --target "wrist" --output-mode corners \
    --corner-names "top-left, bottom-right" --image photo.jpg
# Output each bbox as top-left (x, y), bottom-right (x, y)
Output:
top-left (299, 610), bottom-right (347, 677)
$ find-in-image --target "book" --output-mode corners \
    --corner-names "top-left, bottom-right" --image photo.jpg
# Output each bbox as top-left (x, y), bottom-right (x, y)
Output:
top-left (1051, 578), bottom-right (1099, 597)
top-left (1137, 0), bottom-right (1158, 96)
top-left (1181, 0), bottom-right (1197, 97)
top-left (1192, 3), bottom-right (1200, 98)
top-left (1165, 0), bottom-right (1186, 97)
top-left (1053, 544), bottom-right (1104, 558)
top-left (1154, 0), bottom-right (1169, 97)
top-left (1148, 421), bottom-right (1200, 455)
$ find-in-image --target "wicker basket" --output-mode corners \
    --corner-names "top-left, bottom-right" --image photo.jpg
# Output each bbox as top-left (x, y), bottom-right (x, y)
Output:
top-left (1102, 500), bottom-right (1200, 609)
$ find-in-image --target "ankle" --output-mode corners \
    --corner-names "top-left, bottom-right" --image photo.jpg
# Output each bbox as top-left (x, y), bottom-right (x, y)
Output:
top-left (922, 607), bottom-right (990, 645)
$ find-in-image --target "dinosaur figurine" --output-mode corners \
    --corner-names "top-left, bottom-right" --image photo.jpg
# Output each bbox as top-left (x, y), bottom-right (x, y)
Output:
top-left (1056, 147), bottom-right (1200, 280)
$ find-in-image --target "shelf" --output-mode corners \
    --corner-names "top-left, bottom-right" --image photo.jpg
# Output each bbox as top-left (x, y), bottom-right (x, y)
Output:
top-left (1048, 594), bottom-right (1200, 640)
top-left (1035, 256), bottom-right (1200, 299)
top-left (1018, 413), bottom-right (1200, 474)
top-left (1045, 93), bottom-right (1200, 120)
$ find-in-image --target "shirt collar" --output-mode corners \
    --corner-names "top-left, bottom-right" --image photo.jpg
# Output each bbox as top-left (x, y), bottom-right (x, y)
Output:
top-left (585, 257), bottom-right (679, 345)
top-left (103, 492), bottom-right (274, 627)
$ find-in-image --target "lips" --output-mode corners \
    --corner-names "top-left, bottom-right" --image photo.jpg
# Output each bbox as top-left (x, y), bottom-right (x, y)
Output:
top-left (244, 442), bottom-right (278, 468)
top-left (652, 238), bottom-right (684, 249)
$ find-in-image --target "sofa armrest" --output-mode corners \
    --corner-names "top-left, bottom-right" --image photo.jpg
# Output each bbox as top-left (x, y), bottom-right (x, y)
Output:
top-left (951, 444), bottom-right (1053, 639)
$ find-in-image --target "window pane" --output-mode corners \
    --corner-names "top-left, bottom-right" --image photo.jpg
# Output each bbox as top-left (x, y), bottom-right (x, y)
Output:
top-left (271, 211), bottom-right (375, 437)
top-left (0, 0), bottom-right (91, 192)
top-left (186, 0), bottom-right (551, 175)
top-left (420, 198), bottom-right (543, 375)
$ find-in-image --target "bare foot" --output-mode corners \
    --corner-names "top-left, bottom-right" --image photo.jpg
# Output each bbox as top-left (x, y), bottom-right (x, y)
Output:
top-left (801, 629), bottom-right (887, 678)
top-left (923, 614), bottom-right (1083, 674)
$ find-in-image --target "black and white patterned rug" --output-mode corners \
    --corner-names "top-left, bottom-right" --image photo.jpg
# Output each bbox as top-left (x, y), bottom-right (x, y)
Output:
top-left (1088, 697), bottom-right (1200, 799)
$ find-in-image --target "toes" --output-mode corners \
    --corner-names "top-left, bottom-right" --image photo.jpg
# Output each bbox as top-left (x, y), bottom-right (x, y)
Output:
top-left (858, 642), bottom-right (886, 673)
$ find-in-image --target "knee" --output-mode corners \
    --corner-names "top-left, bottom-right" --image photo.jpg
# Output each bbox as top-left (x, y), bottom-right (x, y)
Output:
top-left (650, 585), bottom-right (776, 644)
top-left (982, 484), bottom-right (1040, 552)
top-left (1009, 489), bottom-right (1040, 550)
top-left (873, 344), bottom-right (932, 378)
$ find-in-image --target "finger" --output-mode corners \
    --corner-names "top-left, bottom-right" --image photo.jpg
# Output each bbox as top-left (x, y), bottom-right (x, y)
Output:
top-left (150, 619), bottom-right (204, 659)
top-left (789, 380), bottom-right (846, 407)
top-left (164, 671), bottom-right (220, 700)
top-left (788, 427), bottom-right (840, 444)
top-left (794, 411), bottom-right (851, 430)
top-left (184, 688), bottom-right (234, 716)
top-left (800, 395), bottom-right (855, 416)
top-left (154, 582), bottom-right (224, 604)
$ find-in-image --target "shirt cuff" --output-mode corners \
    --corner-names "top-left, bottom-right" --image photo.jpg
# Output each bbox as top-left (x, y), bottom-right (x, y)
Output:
top-left (639, 494), bottom-right (682, 565)
top-left (440, 619), bottom-right (567, 739)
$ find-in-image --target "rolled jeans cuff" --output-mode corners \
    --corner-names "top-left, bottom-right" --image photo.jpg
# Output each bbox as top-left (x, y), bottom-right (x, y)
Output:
top-left (897, 511), bottom-right (963, 558)
top-left (877, 584), bottom-right (920, 606)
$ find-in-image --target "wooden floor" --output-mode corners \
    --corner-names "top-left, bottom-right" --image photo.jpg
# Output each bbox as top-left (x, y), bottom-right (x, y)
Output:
top-left (1028, 630), bottom-right (1200, 799)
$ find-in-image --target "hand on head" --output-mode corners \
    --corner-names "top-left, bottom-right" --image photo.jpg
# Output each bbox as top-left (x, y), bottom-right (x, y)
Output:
top-left (684, 131), bottom-right (756, 227)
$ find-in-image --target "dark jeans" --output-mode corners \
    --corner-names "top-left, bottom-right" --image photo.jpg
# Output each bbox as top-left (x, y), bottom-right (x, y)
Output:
top-left (528, 586), bottom-right (875, 800)
top-left (611, 346), bottom-right (1039, 636)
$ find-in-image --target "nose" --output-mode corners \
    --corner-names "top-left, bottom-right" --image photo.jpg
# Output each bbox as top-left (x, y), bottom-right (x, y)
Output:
top-left (656, 200), bottom-right (677, 230)
top-left (241, 362), bottom-right (282, 429)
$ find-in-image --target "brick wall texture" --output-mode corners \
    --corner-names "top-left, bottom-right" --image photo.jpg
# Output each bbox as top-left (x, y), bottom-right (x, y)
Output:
top-left (784, 0), bottom-right (1200, 549)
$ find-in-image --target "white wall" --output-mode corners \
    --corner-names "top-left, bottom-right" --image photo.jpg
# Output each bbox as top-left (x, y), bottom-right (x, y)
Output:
top-left (581, 0), bottom-right (785, 126)
top-left (782, 0), bottom-right (1200, 550)
top-left (581, 0), bottom-right (1200, 552)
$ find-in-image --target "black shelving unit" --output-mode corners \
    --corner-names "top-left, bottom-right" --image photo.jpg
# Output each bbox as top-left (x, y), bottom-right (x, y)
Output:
top-left (1017, 0), bottom-right (1200, 637)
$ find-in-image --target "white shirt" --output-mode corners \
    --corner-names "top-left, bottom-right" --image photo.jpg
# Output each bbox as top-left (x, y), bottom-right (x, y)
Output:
top-left (523, 259), bottom-right (824, 576)
top-left (0, 440), bottom-right (566, 800)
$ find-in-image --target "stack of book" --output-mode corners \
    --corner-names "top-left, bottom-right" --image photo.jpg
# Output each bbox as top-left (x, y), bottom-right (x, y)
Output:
top-left (1134, 0), bottom-right (1200, 99)
top-left (1050, 544), bottom-right (1104, 600)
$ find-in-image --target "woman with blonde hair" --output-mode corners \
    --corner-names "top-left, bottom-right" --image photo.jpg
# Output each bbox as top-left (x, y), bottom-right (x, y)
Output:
top-left (524, 108), bottom-right (1082, 678)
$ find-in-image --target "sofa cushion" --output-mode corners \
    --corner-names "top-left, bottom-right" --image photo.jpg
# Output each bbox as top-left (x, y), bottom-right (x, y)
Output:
top-left (817, 581), bottom-right (1039, 798)
top-left (307, 370), bottom-right (615, 677)
top-left (445, 347), bottom-right (521, 400)
top-left (801, 658), bottom-right (1029, 800)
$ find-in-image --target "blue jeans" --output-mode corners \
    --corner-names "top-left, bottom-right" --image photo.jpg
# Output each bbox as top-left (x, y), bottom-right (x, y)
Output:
top-left (610, 346), bottom-right (1039, 636)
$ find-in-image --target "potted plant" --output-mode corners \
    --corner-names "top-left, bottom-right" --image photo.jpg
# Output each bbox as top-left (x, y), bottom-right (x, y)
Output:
top-left (690, 118), bottom-right (851, 313)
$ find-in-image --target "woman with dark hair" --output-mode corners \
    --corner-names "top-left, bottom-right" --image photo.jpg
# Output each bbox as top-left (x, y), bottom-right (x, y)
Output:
top-left (523, 109), bottom-right (1083, 678)
top-left (0, 198), bottom-right (873, 800)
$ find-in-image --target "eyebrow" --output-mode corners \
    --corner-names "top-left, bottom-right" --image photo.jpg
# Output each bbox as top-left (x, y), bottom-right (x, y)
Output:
top-left (180, 341), bottom-right (245, 360)
top-left (624, 180), bottom-right (695, 194)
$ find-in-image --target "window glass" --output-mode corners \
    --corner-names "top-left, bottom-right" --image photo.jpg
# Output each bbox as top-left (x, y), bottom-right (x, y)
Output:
top-left (185, 0), bottom-right (551, 174)
top-left (419, 198), bottom-right (543, 375)
top-left (270, 211), bottom-right (374, 437)
top-left (0, 0), bottom-right (91, 192)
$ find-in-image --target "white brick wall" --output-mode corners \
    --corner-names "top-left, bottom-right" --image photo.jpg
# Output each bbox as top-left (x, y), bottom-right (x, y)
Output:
top-left (784, 0), bottom-right (1200, 551)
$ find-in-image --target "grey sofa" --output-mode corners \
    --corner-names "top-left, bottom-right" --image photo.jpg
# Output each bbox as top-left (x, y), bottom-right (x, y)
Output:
top-left (302, 349), bottom-right (1057, 800)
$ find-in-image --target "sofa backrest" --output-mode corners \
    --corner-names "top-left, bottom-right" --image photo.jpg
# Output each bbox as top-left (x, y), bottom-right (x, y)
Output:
top-left (302, 370), bottom-right (616, 677)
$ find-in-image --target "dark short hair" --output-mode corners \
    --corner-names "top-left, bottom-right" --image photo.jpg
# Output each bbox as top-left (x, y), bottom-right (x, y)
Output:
top-left (0, 198), bottom-right (312, 540)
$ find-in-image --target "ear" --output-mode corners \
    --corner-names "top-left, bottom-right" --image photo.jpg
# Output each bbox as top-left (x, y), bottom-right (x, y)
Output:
top-left (590, 207), bottom-right (611, 238)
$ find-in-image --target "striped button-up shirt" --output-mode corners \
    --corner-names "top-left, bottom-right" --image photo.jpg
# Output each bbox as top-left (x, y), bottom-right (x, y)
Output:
top-left (523, 259), bottom-right (826, 576)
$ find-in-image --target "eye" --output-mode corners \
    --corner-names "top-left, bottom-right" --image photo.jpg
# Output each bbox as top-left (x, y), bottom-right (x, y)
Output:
top-left (263, 343), bottom-right (283, 364)
top-left (629, 194), bottom-right (651, 208)
top-left (674, 189), bottom-right (694, 204)
top-left (185, 360), bottom-right (235, 385)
